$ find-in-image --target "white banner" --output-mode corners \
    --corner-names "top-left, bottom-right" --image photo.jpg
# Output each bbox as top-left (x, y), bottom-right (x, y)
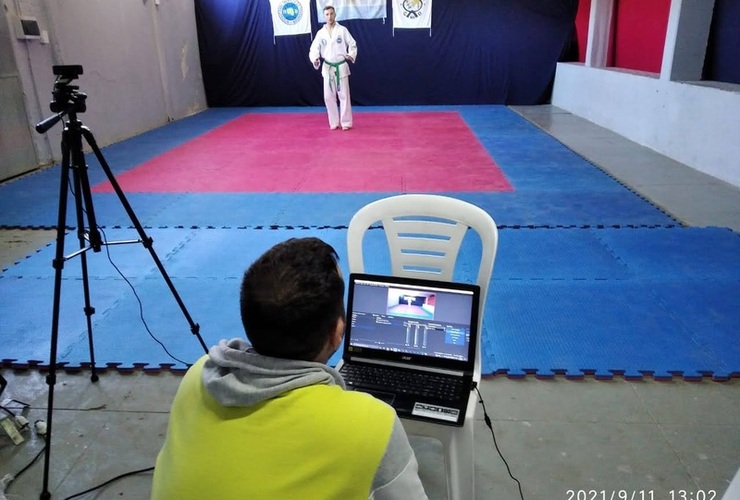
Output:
top-left (270, 0), bottom-right (311, 37)
top-left (392, 0), bottom-right (432, 30)
top-left (316, 0), bottom-right (387, 22)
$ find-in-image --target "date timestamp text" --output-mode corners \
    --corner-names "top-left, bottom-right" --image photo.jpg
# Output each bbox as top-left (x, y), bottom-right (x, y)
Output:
top-left (669, 491), bottom-right (716, 500)
top-left (566, 491), bottom-right (717, 500)
top-left (567, 491), bottom-right (654, 500)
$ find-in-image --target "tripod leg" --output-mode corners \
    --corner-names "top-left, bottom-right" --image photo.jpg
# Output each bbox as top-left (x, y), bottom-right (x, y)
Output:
top-left (81, 127), bottom-right (208, 353)
top-left (40, 137), bottom-right (73, 500)
top-left (69, 122), bottom-right (103, 252)
top-left (69, 147), bottom-right (99, 382)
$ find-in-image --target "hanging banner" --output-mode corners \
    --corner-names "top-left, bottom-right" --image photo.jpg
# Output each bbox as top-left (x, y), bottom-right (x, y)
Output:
top-left (270, 0), bottom-right (311, 37)
top-left (392, 0), bottom-right (432, 30)
top-left (316, 0), bottom-right (386, 22)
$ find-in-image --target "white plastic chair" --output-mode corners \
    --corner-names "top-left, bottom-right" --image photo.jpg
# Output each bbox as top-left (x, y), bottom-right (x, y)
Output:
top-left (722, 466), bottom-right (740, 500)
top-left (345, 194), bottom-right (498, 500)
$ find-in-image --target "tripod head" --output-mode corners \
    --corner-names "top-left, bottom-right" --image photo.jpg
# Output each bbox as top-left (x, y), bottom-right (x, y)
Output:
top-left (50, 65), bottom-right (87, 114)
top-left (36, 64), bottom-right (88, 134)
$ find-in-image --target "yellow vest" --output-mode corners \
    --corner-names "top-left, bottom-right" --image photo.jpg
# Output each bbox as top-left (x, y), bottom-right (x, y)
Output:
top-left (151, 356), bottom-right (395, 499)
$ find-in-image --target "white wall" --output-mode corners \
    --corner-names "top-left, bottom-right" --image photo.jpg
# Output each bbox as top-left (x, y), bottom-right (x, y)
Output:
top-left (552, 64), bottom-right (740, 187)
top-left (0, 5), bottom-right (38, 179)
top-left (551, 0), bottom-right (740, 189)
top-left (1, 0), bottom-right (206, 180)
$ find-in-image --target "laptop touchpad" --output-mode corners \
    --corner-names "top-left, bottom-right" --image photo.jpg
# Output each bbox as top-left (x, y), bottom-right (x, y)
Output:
top-left (358, 389), bottom-right (396, 405)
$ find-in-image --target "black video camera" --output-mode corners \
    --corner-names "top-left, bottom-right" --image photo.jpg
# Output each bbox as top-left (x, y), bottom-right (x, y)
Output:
top-left (50, 64), bottom-right (87, 114)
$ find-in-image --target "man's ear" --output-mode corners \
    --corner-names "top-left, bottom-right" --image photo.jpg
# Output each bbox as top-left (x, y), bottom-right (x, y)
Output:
top-left (332, 316), bottom-right (345, 351)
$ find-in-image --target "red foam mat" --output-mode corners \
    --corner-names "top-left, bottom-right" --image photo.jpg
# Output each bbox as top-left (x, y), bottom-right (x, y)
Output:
top-left (93, 112), bottom-right (513, 193)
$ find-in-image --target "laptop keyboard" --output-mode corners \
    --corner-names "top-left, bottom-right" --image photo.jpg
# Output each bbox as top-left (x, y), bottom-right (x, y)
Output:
top-left (339, 364), bottom-right (465, 402)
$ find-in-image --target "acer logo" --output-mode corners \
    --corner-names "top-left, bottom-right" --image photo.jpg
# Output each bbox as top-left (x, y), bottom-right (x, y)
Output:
top-left (401, 356), bottom-right (412, 360)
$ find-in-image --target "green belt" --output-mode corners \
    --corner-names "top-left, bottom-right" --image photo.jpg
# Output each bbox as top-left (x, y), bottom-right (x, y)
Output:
top-left (325, 59), bottom-right (347, 92)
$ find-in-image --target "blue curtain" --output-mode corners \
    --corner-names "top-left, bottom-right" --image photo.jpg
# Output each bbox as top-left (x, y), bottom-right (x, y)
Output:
top-left (194, 0), bottom-right (579, 106)
top-left (703, 0), bottom-right (740, 85)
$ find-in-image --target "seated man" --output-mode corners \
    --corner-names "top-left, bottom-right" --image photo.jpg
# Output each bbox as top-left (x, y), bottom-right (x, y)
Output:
top-left (151, 237), bottom-right (428, 499)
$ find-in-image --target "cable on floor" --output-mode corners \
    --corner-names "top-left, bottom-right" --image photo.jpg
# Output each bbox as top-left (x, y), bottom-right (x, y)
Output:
top-left (474, 383), bottom-right (525, 500)
top-left (67, 179), bottom-right (191, 368)
top-left (61, 466), bottom-right (154, 500)
top-left (98, 225), bottom-right (190, 367)
top-left (0, 444), bottom-right (46, 498)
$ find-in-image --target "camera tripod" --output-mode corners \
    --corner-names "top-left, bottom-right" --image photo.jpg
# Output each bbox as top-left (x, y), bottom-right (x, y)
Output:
top-left (34, 65), bottom-right (207, 499)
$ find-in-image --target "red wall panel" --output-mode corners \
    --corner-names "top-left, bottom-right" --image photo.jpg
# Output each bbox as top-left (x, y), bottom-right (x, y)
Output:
top-left (575, 0), bottom-right (592, 62)
top-left (612, 0), bottom-right (671, 73)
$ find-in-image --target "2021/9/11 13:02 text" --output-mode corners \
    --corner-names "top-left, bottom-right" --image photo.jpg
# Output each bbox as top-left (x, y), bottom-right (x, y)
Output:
top-left (565, 490), bottom-right (717, 500)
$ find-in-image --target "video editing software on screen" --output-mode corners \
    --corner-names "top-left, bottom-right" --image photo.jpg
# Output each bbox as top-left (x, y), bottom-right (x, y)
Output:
top-left (349, 280), bottom-right (473, 361)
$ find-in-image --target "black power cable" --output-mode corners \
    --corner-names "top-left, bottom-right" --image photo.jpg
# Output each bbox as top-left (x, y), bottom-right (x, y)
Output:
top-left (97, 225), bottom-right (190, 367)
top-left (67, 179), bottom-right (191, 368)
top-left (66, 178), bottom-right (191, 367)
top-left (62, 466), bottom-right (154, 500)
top-left (2, 445), bottom-right (47, 494)
top-left (474, 383), bottom-right (525, 500)
top-left (1, 412), bottom-right (154, 500)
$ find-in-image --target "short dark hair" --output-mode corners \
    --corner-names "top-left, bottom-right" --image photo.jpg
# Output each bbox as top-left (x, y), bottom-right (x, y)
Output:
top-left (240, 237), bottom-right (345, 361)
top-left (324, 5), bottom-right (335, 13)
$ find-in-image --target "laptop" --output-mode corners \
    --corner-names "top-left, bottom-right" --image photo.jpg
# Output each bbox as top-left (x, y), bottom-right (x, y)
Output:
top-left (338, 273), bottom-right (481, 426)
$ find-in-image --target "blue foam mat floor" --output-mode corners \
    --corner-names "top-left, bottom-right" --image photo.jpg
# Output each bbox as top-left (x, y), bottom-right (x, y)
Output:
top-left (0, 190), bottom-right (676, 230)
top-left (2, 226), bottom-right (738, 380)
top-left (0, 106), bottom-right (677, 229)
top-left (1, 106), bottom-right (735, 380)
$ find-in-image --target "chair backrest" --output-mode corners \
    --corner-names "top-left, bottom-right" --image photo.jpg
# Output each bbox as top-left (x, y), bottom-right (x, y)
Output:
top-left (347, 194), bottom-right (498, 381)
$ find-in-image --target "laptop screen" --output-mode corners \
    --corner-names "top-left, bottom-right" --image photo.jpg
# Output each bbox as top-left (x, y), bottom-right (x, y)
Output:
top-left (344, 273), bottom-right (480, 370)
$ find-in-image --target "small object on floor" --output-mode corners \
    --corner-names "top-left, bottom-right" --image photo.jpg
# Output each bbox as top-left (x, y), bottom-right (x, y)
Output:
top-left (0, 418), bottom-right (24, 445)
top-left (14, 415), bottom-right (29, 431)
top-left (34, 420), bottom-right (47, 437)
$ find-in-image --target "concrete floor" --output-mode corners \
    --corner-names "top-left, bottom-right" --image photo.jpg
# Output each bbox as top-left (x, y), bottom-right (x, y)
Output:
top-left (1, 105), bottom-right (738, 499)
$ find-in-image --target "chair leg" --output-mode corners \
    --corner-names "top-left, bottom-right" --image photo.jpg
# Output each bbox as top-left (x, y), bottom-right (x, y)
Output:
top-left (443, 423), bottom-right (475, 500)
